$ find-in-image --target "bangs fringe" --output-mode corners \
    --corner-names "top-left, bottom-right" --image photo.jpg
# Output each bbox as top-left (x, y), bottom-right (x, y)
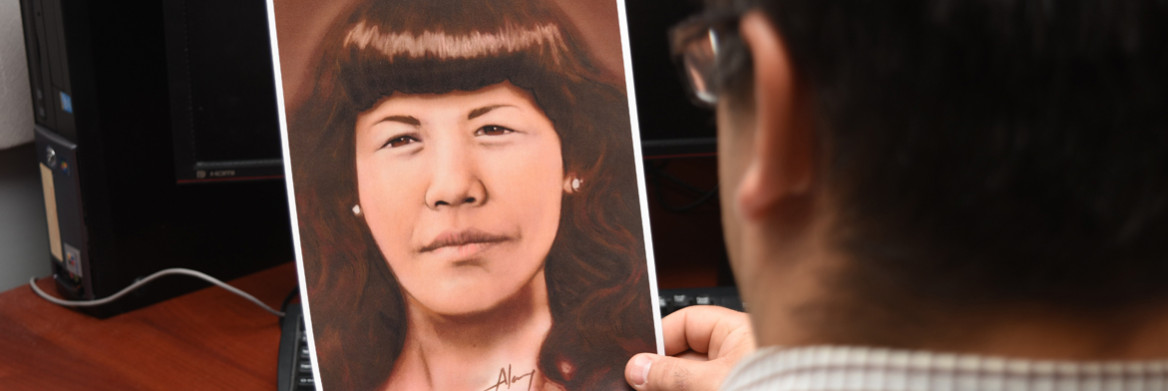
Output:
top-left (344, 20), bottom-right (568, 65)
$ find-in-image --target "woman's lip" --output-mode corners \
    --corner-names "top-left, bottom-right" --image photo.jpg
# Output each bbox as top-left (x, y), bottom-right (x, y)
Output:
top-left (419, 229), bottom-right (511, 253)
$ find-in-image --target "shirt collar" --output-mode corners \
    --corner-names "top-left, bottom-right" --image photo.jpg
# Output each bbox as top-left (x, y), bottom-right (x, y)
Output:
top-left (721, 345), bottom-right (1168, 391)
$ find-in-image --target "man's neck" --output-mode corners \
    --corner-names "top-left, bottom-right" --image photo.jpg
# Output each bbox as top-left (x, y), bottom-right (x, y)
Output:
top-left (748, 255), bottom-right (1168, 360)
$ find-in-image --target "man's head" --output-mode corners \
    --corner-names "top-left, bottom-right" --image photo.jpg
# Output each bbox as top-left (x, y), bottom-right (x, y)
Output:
top-left (678, 0), bottom-right (1168, 342)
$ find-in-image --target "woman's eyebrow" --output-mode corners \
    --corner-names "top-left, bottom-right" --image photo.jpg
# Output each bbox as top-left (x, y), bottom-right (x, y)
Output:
top-left (376, 115), bottom-right (420, 126)
top-left (467, 104), bottom-right (514, 120)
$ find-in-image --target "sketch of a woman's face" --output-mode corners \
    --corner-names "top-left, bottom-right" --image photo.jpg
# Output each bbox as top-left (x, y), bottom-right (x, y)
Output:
top-left (354, 82), bottom-right (564, 316)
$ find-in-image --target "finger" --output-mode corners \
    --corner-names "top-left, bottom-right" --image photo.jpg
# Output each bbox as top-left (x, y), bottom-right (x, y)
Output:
top-left (674, 349), bottom-right (708, 361)
top-left (626, 353), bottom-right (732, 391)
top-left (661, 306), bottom-right (753, 357)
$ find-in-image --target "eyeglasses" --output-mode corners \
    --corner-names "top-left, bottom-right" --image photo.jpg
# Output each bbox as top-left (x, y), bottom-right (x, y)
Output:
top-left (669, 9), bottom-right (748, 108)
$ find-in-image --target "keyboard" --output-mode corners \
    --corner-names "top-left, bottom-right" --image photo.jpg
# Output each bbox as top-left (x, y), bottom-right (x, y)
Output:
top-left (276, 304), bottom-right (315, 391)
top-left (658, 286), bottom-right (744, 316)
top-left (277, 287), bottom-right (742, 391)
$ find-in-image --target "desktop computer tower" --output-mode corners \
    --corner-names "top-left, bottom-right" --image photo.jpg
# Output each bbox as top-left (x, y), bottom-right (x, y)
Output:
top-left (20, 0), bottom-right (293, 317)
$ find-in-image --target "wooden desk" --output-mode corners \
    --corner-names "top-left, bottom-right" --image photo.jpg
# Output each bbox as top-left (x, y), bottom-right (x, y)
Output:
top-left (0, 262), bottom-right (297, 390)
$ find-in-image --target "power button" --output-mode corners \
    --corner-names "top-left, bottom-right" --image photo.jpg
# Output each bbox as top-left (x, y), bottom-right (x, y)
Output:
top-left (45, 146), bottom-right (57, 168)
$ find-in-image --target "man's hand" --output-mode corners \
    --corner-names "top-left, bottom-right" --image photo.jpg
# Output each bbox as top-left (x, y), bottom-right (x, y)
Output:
top-left (625, 306), bottom-right (755, 391)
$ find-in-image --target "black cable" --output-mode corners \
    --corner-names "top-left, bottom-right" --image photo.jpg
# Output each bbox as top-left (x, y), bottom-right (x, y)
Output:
top-left (280, 286), bottom-right (300, 318)
top-left (646, 159), bottom-right (720, 213)
top-left (658, 186), bottom-right (720, 213)
top-left (649, 160), bottom-right (711, 197)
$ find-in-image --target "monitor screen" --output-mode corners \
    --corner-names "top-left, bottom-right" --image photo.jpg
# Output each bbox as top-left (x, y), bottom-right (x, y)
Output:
top-left (626, 0), bottom-right (716, 159)
top-left (164, 0), bottom-right (284, 183)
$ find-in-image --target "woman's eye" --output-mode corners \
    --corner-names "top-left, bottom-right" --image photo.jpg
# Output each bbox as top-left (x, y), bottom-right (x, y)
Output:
top-left (381, 135), bottom-right (419, 149)
top-left (475, 125), bottom-right (514, 136)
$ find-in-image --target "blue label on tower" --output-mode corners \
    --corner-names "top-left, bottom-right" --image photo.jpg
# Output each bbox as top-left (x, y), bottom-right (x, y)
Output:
top-left (59, 92), bottom-right (73, 114)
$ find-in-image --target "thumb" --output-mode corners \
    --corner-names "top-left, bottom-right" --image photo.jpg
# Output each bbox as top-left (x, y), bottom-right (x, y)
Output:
top-left (625, 353), bottom-right (727, 391)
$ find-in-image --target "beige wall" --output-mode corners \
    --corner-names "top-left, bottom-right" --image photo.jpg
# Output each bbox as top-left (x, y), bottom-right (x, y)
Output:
top-left (1, 0), bottom-right (33, 149)
top-left (0, 0), bottom-right (47, 292)
top-left (0, 143), bottom-right (51, 292)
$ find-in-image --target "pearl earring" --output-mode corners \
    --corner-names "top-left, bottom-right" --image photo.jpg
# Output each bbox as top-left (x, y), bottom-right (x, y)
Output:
top-left (564, 174), bottom-right (584, 194)
top-left (352, 204), bottom-right (363, 217)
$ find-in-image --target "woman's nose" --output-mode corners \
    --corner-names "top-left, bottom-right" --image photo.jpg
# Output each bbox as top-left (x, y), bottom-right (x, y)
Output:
top-left (424, 140), bottom-right (486, 209)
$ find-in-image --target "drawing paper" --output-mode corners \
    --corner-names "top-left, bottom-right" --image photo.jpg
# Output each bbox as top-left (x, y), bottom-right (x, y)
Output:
top-left (265, 0), bottom-right (662, 389)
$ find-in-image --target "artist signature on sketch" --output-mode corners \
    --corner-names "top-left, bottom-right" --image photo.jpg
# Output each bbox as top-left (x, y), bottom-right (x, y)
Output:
top-left (482, 364), bottom-right (535, 391)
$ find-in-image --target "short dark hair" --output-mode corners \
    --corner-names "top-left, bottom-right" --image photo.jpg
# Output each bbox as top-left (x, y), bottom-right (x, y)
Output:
top-left (736, 0), bottom-right (1168, 310)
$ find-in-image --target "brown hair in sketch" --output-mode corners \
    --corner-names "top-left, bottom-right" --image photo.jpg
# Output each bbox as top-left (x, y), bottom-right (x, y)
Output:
top-left (282, 0), bottom-right (654, 389)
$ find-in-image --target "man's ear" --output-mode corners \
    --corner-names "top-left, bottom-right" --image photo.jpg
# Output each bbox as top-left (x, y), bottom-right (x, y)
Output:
top-left (735, 11), bottom-right (815, 222)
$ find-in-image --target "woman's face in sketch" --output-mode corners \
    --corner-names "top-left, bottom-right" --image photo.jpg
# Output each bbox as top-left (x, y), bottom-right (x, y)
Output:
top-left (354, 81), bottom-right (565, 315)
